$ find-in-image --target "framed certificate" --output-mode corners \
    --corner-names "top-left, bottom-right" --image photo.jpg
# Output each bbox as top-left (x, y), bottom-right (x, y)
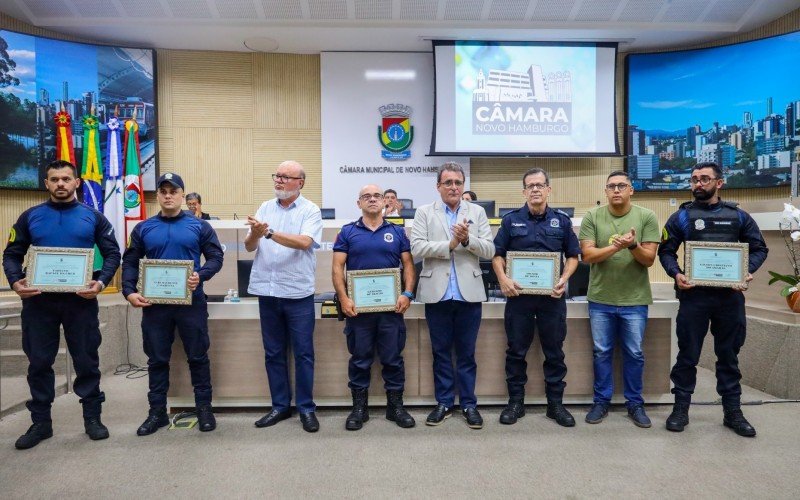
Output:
top-left (505, 251), bottom-right (561, 295)
top-left (26, 246), bottom-right (94, 292)
top-left (137, 259), bottom-right (194, 305)
top-left (346, 268), bottom-right (401, 313)
top-left (684, 241), bottom-right (749, 288)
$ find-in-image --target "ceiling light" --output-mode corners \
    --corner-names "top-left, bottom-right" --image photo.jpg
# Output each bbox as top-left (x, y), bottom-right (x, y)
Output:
top-left (243, 37), bottom-right (279, 52)
top-left (364, 70), bottom-right (417, 81)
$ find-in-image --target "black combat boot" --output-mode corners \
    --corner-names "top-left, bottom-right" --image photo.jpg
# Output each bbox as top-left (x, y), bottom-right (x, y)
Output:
top-left (723, 407), bottom-right (756, 437)
top-left (385, 390), bottom-right (415, 428)
top-left (137, 407), bottom-right (170, 436)
top-left (546, 400), bottom-right (575, 427)
top-left (84, 416), bottom-right (110, 440)
top-left (346, 388), bottom-right (369, 431)
top-left (499, 399), bottom-right (525, 425)
top-left (665, 402), bottom-right (690, 432)
top-left (196, 404), bottom-right (217, 432)
top-left (15, 422), bottom-right (53, 450)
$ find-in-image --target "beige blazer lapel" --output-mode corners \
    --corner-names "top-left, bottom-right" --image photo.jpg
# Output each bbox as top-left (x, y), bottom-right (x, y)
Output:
top-left (434, 201), bottom-right (451, 237)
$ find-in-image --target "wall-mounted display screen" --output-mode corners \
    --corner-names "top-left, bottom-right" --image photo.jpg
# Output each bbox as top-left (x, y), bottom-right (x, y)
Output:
top-left (431, 40), bottom-right (618, 156)
top-left (626, 30), bottom-right (800, 191)
top-left (0, 30), bottom-right (157, 191)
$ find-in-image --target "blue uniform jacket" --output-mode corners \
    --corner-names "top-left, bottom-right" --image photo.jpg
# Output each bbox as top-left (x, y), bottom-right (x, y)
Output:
top-left (121, 211), bottom-right (224, 297)
top-left (494, 205), bottom-right (581, 259)
top-left (3, 199), bottom-right (121, 286)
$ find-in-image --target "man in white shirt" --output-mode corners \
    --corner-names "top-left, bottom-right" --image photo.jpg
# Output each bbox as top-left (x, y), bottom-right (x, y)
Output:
top-left (245, 160), bottom-right (323, 433)
top-left (383, 189), bottom-right (403, 217)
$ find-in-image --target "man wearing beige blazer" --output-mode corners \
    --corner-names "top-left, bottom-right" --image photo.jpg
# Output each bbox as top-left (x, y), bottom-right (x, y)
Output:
top-left (410, 162), bottom-right (495, 429)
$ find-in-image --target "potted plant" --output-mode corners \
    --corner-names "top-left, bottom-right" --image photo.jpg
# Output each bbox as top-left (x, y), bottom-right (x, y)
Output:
top-left (768, 203), bottom-right (800, 311)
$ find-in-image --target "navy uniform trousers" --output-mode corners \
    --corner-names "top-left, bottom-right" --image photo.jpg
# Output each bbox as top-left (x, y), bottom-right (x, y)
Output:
top-left (672, 288), bottom-right (746, 406)
top-left (344, 312), bottom-right (406, 391)
top-left (141, 297), bottom-right (212, 408)
top-left (21, 294), bottom-right (105, 423)
top-left (504, 294), bottom-right (568, 402)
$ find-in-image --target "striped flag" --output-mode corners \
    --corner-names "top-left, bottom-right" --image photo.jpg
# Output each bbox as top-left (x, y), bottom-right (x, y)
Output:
top-left (80, 112), bottom-right (103, 212)
top-left (123, 108), bottom-right (146, 231)
top-left (103, 116), bottom-right (125, 251)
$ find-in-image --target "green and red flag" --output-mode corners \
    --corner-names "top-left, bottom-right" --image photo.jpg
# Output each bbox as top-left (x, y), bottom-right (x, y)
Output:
top-left (123, 108), bottom-right (146, 231)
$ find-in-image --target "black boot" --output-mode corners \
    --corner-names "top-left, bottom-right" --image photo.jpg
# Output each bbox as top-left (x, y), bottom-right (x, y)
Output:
top-left (723, 407), bottom-right (756, 437)
top-left (84, 416), bottom-right (110, 440)
top-left (15, 422), bottom-right (53, 450)
top-left (665, 402), bottom-right (690, 432)
top-left (385, 390), bottom-right (415, 428)
top-left (346, 388), bottom-right (369, 431)
top-left (499, 399), bottom-right (525, 425)
top-left (196, 404), bottom-right (216, 432)
top-left (137, 407), bottom-right (170, 436)
top-left (546, 400), bottom-right (575, 427)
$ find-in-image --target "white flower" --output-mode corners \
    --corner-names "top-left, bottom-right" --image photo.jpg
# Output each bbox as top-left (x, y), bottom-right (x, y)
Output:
top-left (791, 231), bottom-right (800, 242)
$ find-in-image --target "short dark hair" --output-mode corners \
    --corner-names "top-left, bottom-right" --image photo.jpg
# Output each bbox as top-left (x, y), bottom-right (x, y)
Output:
top-left (463, 190), bottom-right (477, 201)
top-left (186, 192), bottom-right (202, 203)
top-left (45, 159), bottom-right (78, 178)
top-left (606, 170), bottom-right (630, 182)
top-left (522, 168), bottom-right (549, 187)
top-left (692, 162), bottom-right (723, 179)
top-left (383, 189), bottom-right (397, 197)
top-left (437, 162), bottom-right (466, 183)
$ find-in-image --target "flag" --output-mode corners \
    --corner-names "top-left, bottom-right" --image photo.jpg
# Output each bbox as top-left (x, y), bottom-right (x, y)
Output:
top-left (103, 116), bottom-right (125, 252)
top-left (123, 108), bottom-right (146, 233)
top-left (80, 112), bottom-right (103, 212)
top-left (54, 108), bottom-right (76, 165)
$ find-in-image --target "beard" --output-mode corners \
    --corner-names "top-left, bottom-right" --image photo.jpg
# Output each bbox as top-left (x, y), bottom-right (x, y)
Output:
top-left (692, 186), bottom-right (716, 201)
top-left (275, 188), bottom-right (300, 200)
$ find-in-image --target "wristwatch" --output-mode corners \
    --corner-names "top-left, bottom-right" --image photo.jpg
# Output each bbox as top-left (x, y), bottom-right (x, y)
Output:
top-left (401, 291), bottom-right (415, 300)
top-left (265, 228), bottom-right (275, 239)
top-left (628, 241), bottom-right (638, 250)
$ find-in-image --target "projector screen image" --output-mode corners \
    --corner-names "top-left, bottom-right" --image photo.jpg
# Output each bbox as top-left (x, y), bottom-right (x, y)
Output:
top-left (626, 30), bottom-right (800, 192)
top-left (431, 40), bottom-right (618, 156)
top-left (0, 30), bottom-right (157, 191)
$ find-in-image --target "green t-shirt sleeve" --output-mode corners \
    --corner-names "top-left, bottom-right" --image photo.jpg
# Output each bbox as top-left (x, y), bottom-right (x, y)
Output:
top-left (578, 210), bottom-right (596, 242)
top-left (641, 210), bottom-right (661, 243)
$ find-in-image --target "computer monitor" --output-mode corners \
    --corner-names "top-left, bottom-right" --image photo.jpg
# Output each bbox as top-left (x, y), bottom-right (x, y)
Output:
top-left (399, 208), bottom-right (416, 219)
top-left (320, 208), bottom-right (336, 220)
top-left (552, 207), bottom-right (575, 217)
top-left (398, 198), bottom-right (413, 209)
top-left (237, 260), bottom-right (255, 298)
top-left (479, 259), bottom-right (499, 301)
top-left (567, 261), bottom-right (590, 299)
top-left (472, 200), bottom-right (496, 217)
top-left (498, 207), bottom-right (517, 217)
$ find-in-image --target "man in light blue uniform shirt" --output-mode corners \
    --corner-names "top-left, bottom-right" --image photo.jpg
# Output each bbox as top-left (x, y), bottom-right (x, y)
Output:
top-left (245, 160), bottom-right (323, 433)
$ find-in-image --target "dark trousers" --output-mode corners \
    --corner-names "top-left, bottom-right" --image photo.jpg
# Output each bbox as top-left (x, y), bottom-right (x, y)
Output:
top-left (142, 297), bottom-right (212, 408)
top-left (257, 295), bottom-right (316, 413)
top-left (344, 312), bottom-right (406, 391)
top-left (424, 300), bottom-right (482, 408)
top-left (21, 294), bottom-right (104, 423)
top-left (671, 288), bottom-right (746, 407)
top-left (504, 295), bottom-right (568, 402)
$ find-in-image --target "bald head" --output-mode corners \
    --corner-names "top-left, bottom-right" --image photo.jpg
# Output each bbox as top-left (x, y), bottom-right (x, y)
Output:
top-left (357, 183), bottom-right (384, 216)
top-left (278, 160), bottom-right (305, 180)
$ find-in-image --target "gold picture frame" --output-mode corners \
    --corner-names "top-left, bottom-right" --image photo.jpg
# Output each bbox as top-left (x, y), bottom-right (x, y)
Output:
top-left (137, 258), bottom-right (194, 305)
top-left (26, 246), bottom-right (94, 292)
top-left (346, 268), bottom-right (401, 313)
top-left (684, 241), bottom-right (749, 288)
top-left (505, 251), bottom-right (561, 295)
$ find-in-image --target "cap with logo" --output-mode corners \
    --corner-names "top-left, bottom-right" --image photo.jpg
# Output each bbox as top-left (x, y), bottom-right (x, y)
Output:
top-left (157, 172), bottom-right (185, 190)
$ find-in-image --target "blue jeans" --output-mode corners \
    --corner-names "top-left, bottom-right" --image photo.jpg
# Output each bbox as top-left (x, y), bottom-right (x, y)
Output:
top-left (588, 301), bottom-right (648, 406)
top-left (257, 295), bottom-right (316, 413)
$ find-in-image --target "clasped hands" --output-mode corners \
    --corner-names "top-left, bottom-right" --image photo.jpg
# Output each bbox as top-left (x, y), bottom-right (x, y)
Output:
top-left (246, 216), bottom-right (270, 238)
top-left (449, 218), bottom-right (471, 250)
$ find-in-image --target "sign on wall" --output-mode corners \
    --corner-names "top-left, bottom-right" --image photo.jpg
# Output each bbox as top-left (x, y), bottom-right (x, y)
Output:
top-left (321, 52), bottom-right (469, 220)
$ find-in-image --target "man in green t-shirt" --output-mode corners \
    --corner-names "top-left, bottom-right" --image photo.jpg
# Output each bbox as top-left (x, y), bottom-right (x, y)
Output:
top-left (578, 170), bottom-right (660, 428)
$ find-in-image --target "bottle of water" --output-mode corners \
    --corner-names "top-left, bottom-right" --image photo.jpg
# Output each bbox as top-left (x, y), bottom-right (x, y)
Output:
top-left (223, 289), bottom-right (233, 302)
top-left (231, 290), bottom-right (240, 303)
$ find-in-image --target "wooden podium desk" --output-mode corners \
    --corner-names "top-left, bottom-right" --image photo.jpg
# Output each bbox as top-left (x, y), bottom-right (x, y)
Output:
top-left (167, 300), bottom-right (678, 409)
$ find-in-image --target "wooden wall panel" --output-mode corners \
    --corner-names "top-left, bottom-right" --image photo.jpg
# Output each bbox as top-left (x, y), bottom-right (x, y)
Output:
top-left (253, 53), bottom-right (321, 130)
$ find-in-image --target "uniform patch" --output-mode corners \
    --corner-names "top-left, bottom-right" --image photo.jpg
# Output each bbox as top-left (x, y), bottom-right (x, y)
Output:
top-left (695, 219), bottom-right (705, 230)
top-left (550, 218), bottom-right (560, 228)
top-left (7, 227), bottom-right (15, 243)
top-left (661, 228), bottom-right (668, 242)
top-left (384, 233), bottom-right (394, 243)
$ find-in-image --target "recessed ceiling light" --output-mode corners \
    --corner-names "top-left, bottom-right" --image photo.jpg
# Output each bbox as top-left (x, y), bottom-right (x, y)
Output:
top-left (243, 37), bottom-right (279, 52)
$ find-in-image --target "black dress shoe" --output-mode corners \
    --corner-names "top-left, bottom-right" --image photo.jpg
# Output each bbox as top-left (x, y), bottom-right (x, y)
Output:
top-left (546, 401), bottom-right (575, 427)
top-left (196, 404), bottom-right (217, 432)
top-left (499, 401), bottom-right (525, 425)
top-left (15, 422), bottom-right (53, 450)
top-left (425, 404), bottom-right (452, 426)
top-left (137, 408), bottom-right (170, 436)
top-left (84, 417), bottom-right (110, 440)
top-left (300, 412), bottom-right (320, 433)
top-left (723, 408), bottom-right (756, 437)
top-left (255, 409), bottom-right (292, 428)
top-left (462, 407), bottom-right (483, 429)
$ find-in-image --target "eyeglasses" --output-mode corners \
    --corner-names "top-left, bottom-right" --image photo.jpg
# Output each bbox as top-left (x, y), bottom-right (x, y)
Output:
top-left (525, 183), bottom-right (548, 191)
top-left (272, 173), bottom-right (303, 182)
top-left (605, 183), bottom-right (630, 191)
top-left (689, 176), bottom-right (718, 185)
top-left (359, 193), bottom-right (384, 201)
top-left (439, 180), bottom-right (464, 188)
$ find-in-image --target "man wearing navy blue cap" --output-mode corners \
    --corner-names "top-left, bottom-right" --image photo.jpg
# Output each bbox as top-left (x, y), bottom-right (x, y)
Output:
top-left (122, 172), bottom-right (224, 436)
top-left (332, 184), bottom-right (417, 430)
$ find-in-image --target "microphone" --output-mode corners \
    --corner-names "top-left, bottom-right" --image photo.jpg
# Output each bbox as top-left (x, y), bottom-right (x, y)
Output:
top-left (233, 213), bottom-right (239, 220)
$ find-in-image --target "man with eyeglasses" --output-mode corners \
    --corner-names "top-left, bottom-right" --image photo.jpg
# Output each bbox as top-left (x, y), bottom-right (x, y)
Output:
top-left (332, 184), bottom-right (417, 430)
top-left (245, 160), bottom-right (323, 433)
top-left (492, 167), bottom-right (580, 427)
top-left (579, 170), bottom-right (660, 428)
top-left (658, 162), bottom-right (768, 437)
top-left (410, 162), bottom-right (495, 429)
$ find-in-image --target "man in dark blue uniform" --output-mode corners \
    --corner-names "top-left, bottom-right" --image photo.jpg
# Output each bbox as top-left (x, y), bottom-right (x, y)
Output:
top-left (122, 173), bottom-right (224, 436)
top-left (658, 162), bottom-right (767, 437)
top-left (3, 159), bottom-right (121, 450)
top-left (492, 168), bottom-right (580, 427)
top-left (332, 184), bottom-right (417, 430)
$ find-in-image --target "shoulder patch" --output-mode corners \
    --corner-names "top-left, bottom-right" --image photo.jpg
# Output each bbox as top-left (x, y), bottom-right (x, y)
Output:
top-left (8, 227), bottom-right (16, 243)
top-left (661, 227), bottom-right (669, 242)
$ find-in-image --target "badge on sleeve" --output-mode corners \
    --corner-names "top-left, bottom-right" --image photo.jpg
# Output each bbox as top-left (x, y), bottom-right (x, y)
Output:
top-left (7, 228), bottom-right (15, 243)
